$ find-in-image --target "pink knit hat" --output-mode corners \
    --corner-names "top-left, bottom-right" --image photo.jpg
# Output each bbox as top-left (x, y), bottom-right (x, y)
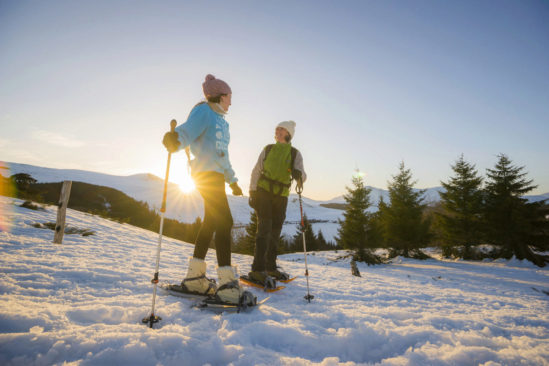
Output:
top-left (202, 74), bottom-right (232, 98)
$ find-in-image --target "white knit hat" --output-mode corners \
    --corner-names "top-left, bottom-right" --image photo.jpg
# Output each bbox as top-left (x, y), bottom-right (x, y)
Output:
top-left (276, 120), bottom-right (296, 139)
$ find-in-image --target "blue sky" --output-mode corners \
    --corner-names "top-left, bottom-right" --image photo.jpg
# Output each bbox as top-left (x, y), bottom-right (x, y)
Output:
top-left (1, 0), bottom-right (548, 199)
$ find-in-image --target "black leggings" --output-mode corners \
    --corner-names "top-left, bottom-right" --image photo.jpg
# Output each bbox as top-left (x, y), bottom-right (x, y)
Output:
top-left (252, 189), bottom-right (288, 272)
top-left (192, 172), bottom-right (233, 267)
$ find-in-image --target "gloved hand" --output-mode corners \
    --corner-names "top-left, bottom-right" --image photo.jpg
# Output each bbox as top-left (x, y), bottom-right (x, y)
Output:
top-left (296, 178), bottom-right (303, 191)
top-left (230, 182), bottom-right (243, 196)
top-left (248, 191), bottom-right (257, 209)
top-left (162, 131), bottom-right (180, 153)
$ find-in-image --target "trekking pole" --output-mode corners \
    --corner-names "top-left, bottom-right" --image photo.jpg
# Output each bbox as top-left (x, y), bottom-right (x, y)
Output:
top-left (142, 119), bottom-right (177, 328)
top-left (297, 183), bottom-right (314, 303)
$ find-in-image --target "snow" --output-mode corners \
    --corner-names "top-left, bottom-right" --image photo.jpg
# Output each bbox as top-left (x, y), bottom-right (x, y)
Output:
top-left (1, 195), bottom-right (548, 365)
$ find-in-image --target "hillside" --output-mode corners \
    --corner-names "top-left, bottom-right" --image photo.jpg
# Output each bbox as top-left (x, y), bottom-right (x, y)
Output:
top-left (1, 162), bottom-right (344, 241)
top-left (3, 161), bottom-right (548, 243)
top-left (1, 196), bottom-right (548, 365)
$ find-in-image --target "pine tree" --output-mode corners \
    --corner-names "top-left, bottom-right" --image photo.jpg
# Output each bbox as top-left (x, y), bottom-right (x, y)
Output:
top-left (336, 172), bottom-right (384, 264)
top-left (483, 154), bottom-right (549, 267)
top-left (438, 155), bottom-right (484, 258)
top-left (293, 214), bottom-right (317, 252)
top-left (233, 211), bottom-right (257, 255)
top-left (316, 230), bottom-right (329, 250)
top-left (380, 162), bottom-right (430, 259)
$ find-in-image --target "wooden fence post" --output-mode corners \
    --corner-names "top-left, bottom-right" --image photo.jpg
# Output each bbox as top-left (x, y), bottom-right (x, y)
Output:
top-left (53, 180), bottom-right (72, 244)
top-left (350, 259), bottom-right (361, 277)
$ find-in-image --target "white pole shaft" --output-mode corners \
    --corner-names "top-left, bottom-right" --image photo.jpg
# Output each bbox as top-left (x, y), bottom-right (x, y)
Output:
top-left (149, 213), bottom-right (165, 316)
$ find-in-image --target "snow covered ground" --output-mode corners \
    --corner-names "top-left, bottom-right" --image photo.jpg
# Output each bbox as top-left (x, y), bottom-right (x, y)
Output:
top-left (1, 196), bottom-right (548, 365)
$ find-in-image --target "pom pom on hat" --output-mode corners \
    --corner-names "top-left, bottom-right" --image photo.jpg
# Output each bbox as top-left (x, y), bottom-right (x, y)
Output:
top-left (202, 74), bottom-right (232, 98)
top-left (277, 120), bottom-right (296, 139)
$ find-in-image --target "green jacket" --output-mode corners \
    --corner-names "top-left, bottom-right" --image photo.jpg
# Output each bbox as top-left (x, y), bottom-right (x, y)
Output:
top-left (250, 142), bottom-right (307, 197)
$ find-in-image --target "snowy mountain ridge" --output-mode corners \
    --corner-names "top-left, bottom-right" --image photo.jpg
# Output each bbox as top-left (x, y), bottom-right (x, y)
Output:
top-left (3, 161), bottom-right (548, 242)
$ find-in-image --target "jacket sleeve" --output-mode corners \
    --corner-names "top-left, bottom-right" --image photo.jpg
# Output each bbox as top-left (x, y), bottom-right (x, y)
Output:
top-left (294, 150), bottom-right (307, 183)
top-left (174, 105), bottom-right (208, 150)
top-left (249, 148), bottom-right (267, 192)
top-left (223, 150), bottom-right (238, 184)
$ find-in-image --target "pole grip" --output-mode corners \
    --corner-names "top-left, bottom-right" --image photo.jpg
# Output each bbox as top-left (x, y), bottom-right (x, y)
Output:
top-left (160, 119), bottom-right (176, 213)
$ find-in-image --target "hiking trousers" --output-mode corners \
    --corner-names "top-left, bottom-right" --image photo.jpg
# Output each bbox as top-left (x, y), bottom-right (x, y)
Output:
top-left (192, 171), bottom-right (233, 266)
top-left (252, 188), bottom-right (288, 272)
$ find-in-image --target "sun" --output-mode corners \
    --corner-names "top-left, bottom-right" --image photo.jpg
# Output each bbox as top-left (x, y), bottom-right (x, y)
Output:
top-left (168, 155), bottom-right (196, 193)
top-left (171, 169), bottom-right (195, 193)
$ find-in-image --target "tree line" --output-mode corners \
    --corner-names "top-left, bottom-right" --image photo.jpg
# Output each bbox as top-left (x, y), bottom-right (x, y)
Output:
top-left (232, 210), bottom-right (335, 255)
top-left (5, 153), bottom-right (548, 267)
top-left (336, 154), bottom-right (549, 267)
top-left (3, 174), bottom-right (203, 245)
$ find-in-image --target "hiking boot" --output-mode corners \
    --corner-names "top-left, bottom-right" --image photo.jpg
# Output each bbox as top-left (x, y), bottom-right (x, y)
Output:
top-left (249, 271), bottom-right (276, 289)
top-left (267, 269), bottom-right (290, 281)
top-left (216, 266), bottom-right (255, 306)
top-left (180, 257), bottom-right (216, 295)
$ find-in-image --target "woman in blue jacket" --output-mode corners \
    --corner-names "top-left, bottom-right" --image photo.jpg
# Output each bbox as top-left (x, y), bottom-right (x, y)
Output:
top-left (162, 74), bottom-right (253, 306)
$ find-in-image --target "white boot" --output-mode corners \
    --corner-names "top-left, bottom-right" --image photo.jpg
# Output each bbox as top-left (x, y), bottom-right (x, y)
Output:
top-left (181, 257), bottom-right (216, 295)
top-left (216, 266), bottom-right (256, 306)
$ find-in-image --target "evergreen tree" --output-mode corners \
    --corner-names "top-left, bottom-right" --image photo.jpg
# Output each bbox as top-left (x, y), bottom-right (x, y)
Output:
top-left (483, 154), bottom-right (549, 267)
top-left (380, 162), bottom-right (430, 259)
top-left (10, 173), bottom-right (37, 189)
top-left (336, 172), bottom-right (384, 264)
top-left (316, 230), bottom-right (329, 250)
top-left (10, 173), bottom-right (39, 200)
top-left (293, 214), bottom-right (317, 252)
top-left (233, 211), bottom-right (257, 255)
top-left (438, 155), bottom-right (484, 258)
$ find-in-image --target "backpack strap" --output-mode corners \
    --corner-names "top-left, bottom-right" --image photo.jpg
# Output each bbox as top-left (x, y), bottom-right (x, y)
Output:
top-left (263, 144), bottom-right (274, 164)
top-left (290, 147), bottom-right (299, 180)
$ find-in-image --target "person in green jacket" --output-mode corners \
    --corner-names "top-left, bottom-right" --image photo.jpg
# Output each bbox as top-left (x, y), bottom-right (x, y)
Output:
top-left (248, 121), bottom-right (307, 285)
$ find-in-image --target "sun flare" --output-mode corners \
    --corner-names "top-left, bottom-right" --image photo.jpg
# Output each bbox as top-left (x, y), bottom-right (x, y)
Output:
top-left (170, 167), bottom-right (195, 193)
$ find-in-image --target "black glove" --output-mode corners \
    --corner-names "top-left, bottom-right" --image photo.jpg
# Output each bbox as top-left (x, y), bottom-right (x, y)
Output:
top-left (230, 182), bottom-right (243, 196)
top-left (248, 191), bottom-right (257, 209)
top-left (292, 169), bottom-right (302, 182)
top-left (162, 131), bottom-right (180, 153)
top-left (296, 177), bottom-right (303, 191)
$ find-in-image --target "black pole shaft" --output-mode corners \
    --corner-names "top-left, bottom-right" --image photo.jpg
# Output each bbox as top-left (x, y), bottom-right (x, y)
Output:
top-left (143, 119), bottom-right (177, 328)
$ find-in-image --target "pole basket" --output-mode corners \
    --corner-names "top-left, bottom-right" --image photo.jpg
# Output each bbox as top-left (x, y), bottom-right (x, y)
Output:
top-left (142, 314), bottom-right (162, 328)
top-left (304, 294), bottom-right (314, 302)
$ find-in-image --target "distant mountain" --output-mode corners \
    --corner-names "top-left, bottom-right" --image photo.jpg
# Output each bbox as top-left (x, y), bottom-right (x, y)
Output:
top-left (3, 161), bottom-right (547, 242)
top-left (1, 162), bottom-right (342, 226)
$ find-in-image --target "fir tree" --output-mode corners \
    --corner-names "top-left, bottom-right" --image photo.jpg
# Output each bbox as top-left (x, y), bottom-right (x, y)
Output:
top-left (380, 162), bottom-right (430, 259)
top-left (483, 154), bottom-right (549, 267)
top-left (316, 230), bottom-right (329, 250)
top-left (293, 214), bottom-right (317, 252)
top-left (336, 172), bottom-right (384, 264)
top-left (233, 211), bottom-right (257, 255)
top-left (438, 155), bottom-right (484, 258)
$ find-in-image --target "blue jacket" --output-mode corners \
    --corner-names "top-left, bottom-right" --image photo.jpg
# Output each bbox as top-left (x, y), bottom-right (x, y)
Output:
top-left (174, 102), bottom-right (237, 184)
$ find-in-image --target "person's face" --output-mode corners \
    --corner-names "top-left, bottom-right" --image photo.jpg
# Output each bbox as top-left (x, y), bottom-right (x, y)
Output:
top-left (275, 127), bottom-right (290, 143)
top-left (219, 93), bottom-right (232, 112)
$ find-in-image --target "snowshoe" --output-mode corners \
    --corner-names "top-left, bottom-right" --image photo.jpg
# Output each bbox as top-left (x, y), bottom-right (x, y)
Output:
top-left (240, 273), bottom-right (285, 292)
top-left (268, 269), bottom-right (292, 281)
top-left (161, 282), bottom-right (212, 300)
top-left (194, 295), bottom-right (269, 313)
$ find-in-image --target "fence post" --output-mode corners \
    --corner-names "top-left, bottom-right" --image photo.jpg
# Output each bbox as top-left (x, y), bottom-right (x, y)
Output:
top-left (53, 181), bottom-right (72, 244)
